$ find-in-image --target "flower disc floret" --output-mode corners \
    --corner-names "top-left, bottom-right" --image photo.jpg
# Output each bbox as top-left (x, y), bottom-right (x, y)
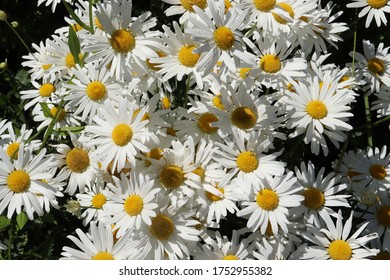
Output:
top-left (236, 151), bottom-right (259, 173)
top-left (256, 189), bottom-right (279, 211)
top-left (150, 214), bottom-right (175, 240)
top-left (92, 193), bottom-right (107, 209)
top-left (66, 148), bottom-right (90, 173)
top-left (328, 240), bottom-right (352, 260)
top-left (213, 26), bottom-right (235, 51)
top-left (306, 100), bottom-right (328, 119)
top-left (50, 107), bottom-right (66, 122)
top-left (92, 252), bottom-right (115, 260)
top-left (178, 45), bottom-right (200, 67)
top-left (111, 124), bottom-right (133, 147)
top-left (197, 113), bottom-right (219, 134)
top-left (124, 195), bottom-right (144, 216)
top-left (7, 170), bottom-right (31, 193)
top-left (206, 187), bottom-right (224, 202)
top-left (231, 107), bottom-right (257, 129)
top-left (110, 29), bottom-right (136, 53)
top-left (367, 58), bottom-right (385, 75)
top-left (369, 164), bottom-right (387, 180)
top-left (367, 0), bottom-right (388, 9)
top-left (222, 254), bottom-right (239, 260)
top-left (376, 205), bottom-right (390, 227)
top-left (39, 83), bottom-right (56, 97)
top-left (303, 188), bottom-right (325, 210)
top-left (86, 81), bottom-right (107, 101)
top-left (253, 0), bottom-right (276, 12)
top-left (260, 54), bottom-right (282, 73)
top-left (6, 142), bottom-right (20, 159)
top-left (160, 165), bottom-right (184, 189)
top-left (180, 0), bottom-right (207, 12)
top-left (272, 3), bottom-right (294, 24)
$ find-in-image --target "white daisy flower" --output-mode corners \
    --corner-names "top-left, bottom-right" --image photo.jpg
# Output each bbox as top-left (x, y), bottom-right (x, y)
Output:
top-left (284, 75), bottom-right (354, 156)
top-left (103, 172), bottom-right (161, 236)
top-left (37, 0), bottom-right (73, 13)
top-left (237, 171), bottom-right (303, 234)
top-left (372, 85), bottom-right (390, 121)
top-left (86, 97), bottom-right (151, 173)
top-left (162, 0), bottom-right (208, 24)
top-left (290, 161), bottom-right (350, 227)
top-left (76, 180), bottom-right (110, 226)
top-left (138, 198), bottom-right (200, 260)
top-left (347, 0), bottom-right (390, 28)
top-left (83, 0), bottom-right (161, 81)
top-left (0, 144), bottom-right (56, 220)
top-left (61, 221), bottom-right (139, 260)
top-left (348, 39), bottom-right (390, 93)
top-left (186, 0), bottom-right (248, 75)
top-left (298, 210), bottom-right (379, 260)
top-left (252, 235), bottom-right (292, 260)
top-left (214, 129), bottom-right (286, 195)
top-left (54, 133), bottom-right (99, 195)
top-left (63, 62), bottom-right (124, 123)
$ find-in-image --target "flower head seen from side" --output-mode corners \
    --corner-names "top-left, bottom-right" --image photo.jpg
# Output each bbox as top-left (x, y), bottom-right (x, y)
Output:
top-left (347, 0), bottom-right (390, 28)
top-left (237, 171), bottom-right (303, 235)
top-left (61, 221), bottom-right (139, 260)
top-left (0, 144), bottom-right (56, 220)
top-left (299, 210), bottom-right (379, 260)
top-left (284, 75), bottom-right (354, 156)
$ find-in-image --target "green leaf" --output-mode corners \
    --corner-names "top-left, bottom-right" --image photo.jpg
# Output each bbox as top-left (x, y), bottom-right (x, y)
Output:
top-left (40, 102), bottom-right (53, 118)
top-left (68, 25), bottom-right (81, 65)
top-left (54, 126), bottom-right (85, 133)
top-left (14, 69), bottom-right (30, 86)
top-left (16, 212), bottom-right (28, 230)
top-left (0, 215), bottom-right (11, 231)
top-left (62, 0), bottom-right (93, 33)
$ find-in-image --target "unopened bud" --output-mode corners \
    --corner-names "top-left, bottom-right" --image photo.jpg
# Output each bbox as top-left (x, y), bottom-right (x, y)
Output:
top-left (11, 21), bottom-right (18, 28)
top-left (0, 61), bottom-right (7, 70)
top-left (0, 10), bottom-right (7, 22)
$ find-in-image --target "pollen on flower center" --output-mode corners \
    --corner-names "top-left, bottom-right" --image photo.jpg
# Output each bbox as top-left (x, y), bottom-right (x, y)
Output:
top-left (369, 164), bottom-right (387, 180)
top-left (111, 124), bottom-right (133, 147)
top-left (367, 0), bottom-right (388, 9)
top-left (256, 189), bottom-right (279, 211)
top-left (39, 83), bottom-right (56, 97)
top-left (224, 0), bottom-right (233, 13)
top-left (239, 68), bottom-right (251, 79)
top-left (150, 214), bottom-right (175, 240)
top-left (236, 151), bottom-right (259, 173)
top-left (212, 94), bottom-right (225, 110)
top-left (6, 142), bottom-right (20, 159)
top-left (160, 165), bottom-right (184, 189)
top-left (206, 187), bottom-right (224, 202)
top-left (92, 252), bottom-right (115, 260)
top-left (7, 170), bottom-right (31, 193)
top-left (180, 0), bottom-right (208, 12)
top-left (132, 109), bottom-right (150, 122)
top-left (145, 147), bottom-right (164, 166)
top-left (260, 54), bottom-right (282, 73)
top-left (110, 29), bottom-right (136, 53)
top-left (222, 254), bottom-right (239, 260)
top-left (66, 148), bottom-right (90, 173)
top-left (303, 187), bottom-right (325, 210)
top-left (86, 81), bottom-right (107, 101)
top-left (50, 107), bottom-right (66, 122)
top-left (367, 57), bottom-right (385, 75)
top-left (178, 45), bottom-right (200, 67)
top-left (306, 100), bottom-right (328, 119)
top-left (124, 195), bottom-right (144, 216)
top-left (214, 26), bottom-right (235, 51)
top-left (193, 166), bottom-right (206, 181)
top-left (197, 113), bottom-right (219, 134)
top-left (376, 205), bottom-right (390, 227)
top-left (92, 193), bottom-right (106, 209)
top-left (253, 0), bottom-right (276, 12)
top-left (272, 3), bottom-right (294, 24)
top-left (328, 240), bottom-right (352, 260)
top-left (231, 106), bottom-right (257, 129)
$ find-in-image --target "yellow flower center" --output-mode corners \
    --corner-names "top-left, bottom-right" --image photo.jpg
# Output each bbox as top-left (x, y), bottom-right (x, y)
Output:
top-left (66, 148), bottom-right (90, 173)
top-left (239, 67), bottom-right (251, 79)
top-left (166, 127), bottom-right (177, 136)
top-left (146, 50), bottom-right (166, 71)
top-left (328, 240), bottom-right (352, 260)
top-left (303, 187), bottom-right (325, 210)
top-left (213, 26), bottom-right (235, 51)
top-left (260, 54), bottom-right (282, 73)
top-left (7, 170), bottom-right (31, 193)
top-left (224, 0), bottom-right (233, 12)
top-left (42, 64), bottom-right (52, 70)
top-left (124, 195), bottom-right (144, 216)
top-left (92, 252), bottom-right (115, 260)
top-left (39, 83), bottom-right (56, 97)
top-left (178, 45), bottom-right (200, 67)
top-left (111, 124), bottom-right (133, 147)
top-left (192, 166), bottom-right (205, 181)
top-left (206, 187), bottom-right (224, 202)
top-left (306, 100), bottom-right (328, 119)
top-left (236, 151), bottom-right (259, 173)
top-left (231, 106), bottom-right (257, 130)
top-left (145, 148), bottom-right (164, 167)
top-left (180, 0), bottom-right (207, 12)
top-left (212, 94), bottom-right (225, 110)
top-left (369, 164), bottom-right (387, 180)
top-left (132, 109), bottom-right (150, 122)
top-left (92, 193), bottom-right (106, 209)
top-left (272, 3), bottom-right (294, 24)
top-left (150, 214), bottom-right (175, 240)
top-left (65, 53), bottom-right (83, 68)
top-left (367, 0), bottom-right (388, 9)
top-left (94, 17), bottom-right (103, 30)
top-left (222, 254), bottom-right (239, 260)
top-left (161, 97), bottom-right (171, 109)
top-left (197, 113), bottom-right (219, 134)
top-left (253, 0), bottom-right (276, 12)
top-left (160, 165), bottom-right (184, 189)
top-left (110, 29), bottom-right (136, 53)
top-left (376, 205), bottom-right (390, 227)
top-left (367, 57), bottom-right (385, 75)
top-left (256, 189), bottom-right (279, 211)
top-left (347, 170), bottom-right (361, 182)
top-left (50, 107), bottom-right (66, 122)
top-left (6, 142), bottom-right (20, 159)
top-left (86, 81), bottom-right (107, 101)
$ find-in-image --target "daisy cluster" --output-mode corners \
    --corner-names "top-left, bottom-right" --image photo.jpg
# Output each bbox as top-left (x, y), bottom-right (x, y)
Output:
top-left (1, 0), bottom-right (390, 260)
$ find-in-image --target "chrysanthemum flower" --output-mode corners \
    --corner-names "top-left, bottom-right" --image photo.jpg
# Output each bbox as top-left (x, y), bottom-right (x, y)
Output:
top-left (347, 0), bottom-right (390, 28)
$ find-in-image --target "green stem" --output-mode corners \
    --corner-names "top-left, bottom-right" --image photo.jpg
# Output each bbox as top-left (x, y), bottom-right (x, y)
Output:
top-left (62, 0), bottom-right (94, 33)
top-left (5, 20), bottom-right (31, 53)
top-left (364, 95), bottom-right (373, 147)
top-left (354, 115), bottom-right (390, 130)
top-left (88, 0), bottom-right (95, 34)
top-left (350, 9), bottom-right (358, 77)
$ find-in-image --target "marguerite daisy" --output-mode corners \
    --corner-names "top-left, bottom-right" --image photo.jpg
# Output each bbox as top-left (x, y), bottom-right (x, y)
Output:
top-left (347, 0), bottom-right (390, 28)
